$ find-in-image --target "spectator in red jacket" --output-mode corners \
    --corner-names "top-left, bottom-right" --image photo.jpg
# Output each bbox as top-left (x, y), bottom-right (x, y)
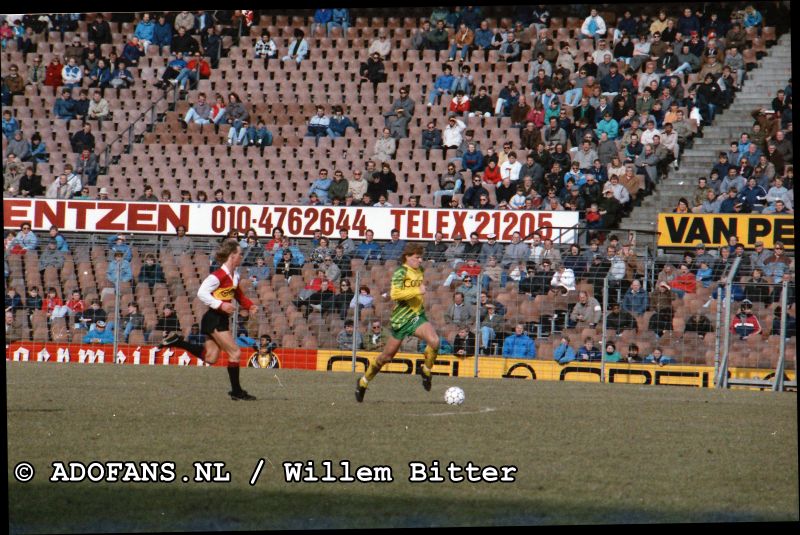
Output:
top-left (482, 159), bottom-right (502, 185)
top-left (41, 286), bottom-right (63, 323)
top-left (448, 90), bottom-right (471, 115)
top-left (293, 269), bottom-right (336, 319)
top-left (64, 289), bottom-right (86, 329)
top-left (44, 56), bottom-right (63, 94)
top-left (174, 51), bottom-right (211, 91)
top-left (669, 263), bottom-right (697, 297)
top-left (730, 299), bottom-right (762, 340)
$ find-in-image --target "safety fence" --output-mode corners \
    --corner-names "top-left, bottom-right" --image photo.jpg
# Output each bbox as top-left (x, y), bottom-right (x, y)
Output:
top-left (4, 230), bottom-right (795, 390)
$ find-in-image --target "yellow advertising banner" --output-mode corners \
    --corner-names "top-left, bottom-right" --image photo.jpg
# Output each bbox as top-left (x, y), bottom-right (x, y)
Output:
top-left (316, 351), bottom-right (795, 389)
top-left (657, 214), bottom-right (794, 250)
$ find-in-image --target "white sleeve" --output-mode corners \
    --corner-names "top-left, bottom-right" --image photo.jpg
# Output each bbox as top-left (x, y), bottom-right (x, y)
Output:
top-left (563, 270), bottom-right (576, 290)
top-left (198, 273), bottom-right (223, 309)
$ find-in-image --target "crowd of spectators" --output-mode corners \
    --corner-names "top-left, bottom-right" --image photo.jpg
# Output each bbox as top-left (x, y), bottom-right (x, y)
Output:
top-left (2, 7), bottom-right (795, 363)
top-left (675, 84), bottom-right (792, 216)
top-left (3, 6), bottom-right (788, 226)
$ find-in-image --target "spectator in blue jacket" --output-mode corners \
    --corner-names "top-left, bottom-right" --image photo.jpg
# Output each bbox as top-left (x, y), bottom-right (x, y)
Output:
top-left (356, 229), bottom-right (382, 263)
top-left (719, 188), bottom-right (742, 213)
top-left (600, 63), bottom-right (623, 95)
top-left (246, 119), bottom-right (273, 155)
top-left (461, 142), bottom-right (484, 173)
top-left (121, 38), bottom-right (144, 67)
top-left (11, 222), bottom-right (38, 250)
top-left (247, 256), bottom-right (271, 284)
top-left (272, 239), bottom-right (305, 268)
top-left (595, 111), bottom-right (619, 140)
top-left (107, 251), bottom-right (133, 284)
top-left (738, 177), bottom-right (767, 211)
top-left (109, 61), bottom-right (135, 89)
top-left (615, 10), bottom-right (637, 39)
top-left (328, 8), bottom-right (350, 36)
top-left (83, 320), bottom-right (115, 344)
top-left (621, 279), bottom-right (648, 315)
top-left (2, 109), bottom-right (19, 139)
top-left (88, 58), bottom-right (112, 89)
top-left (743, 144), bottom-right (762, 167)
top-left (473, 20), bottom-right (494, 61)
top-left (307, 169), bottom-right (332, 203)
top-left (381, 229), bottom-right (406, 262)
top-left (48, 226), bottom-right (69, 252)
top-left (311, 9), bottom-right (333, 36)
top-left (450, 64), bottom-right (473, 95)
top-left (644, 347), bottom-right (676, 366)
top-left (576, 337), bottom-right (601, 361)
top-left (187, 323), bottom-right (206, 346)
top-left (327, 106), bottom-right (358, 138)
top-left (676, 7), bottom-right (701, 36)
top-left (553, 335), bottom-right (577, 364)
top-left (772, 306), bottom-right (796, 339)
top-left (107, 234), bottom-right (133, 261)
top-left (153, 14), bottom-right (173, 51)
top-left (502, 323), bottom-right (537, 358)
top-left (134, 13), bottom-right (156, 52)
top-left (710, 281), bottom-right (745, 303)
top-left (5, 287), bottom-right (23, 312)
top-left (421, 121), bottom-right (443, 157)
top-left (427, 64), bottom-right (455, 107)
top-left (155, 52), bottom-right (187, 88)
top-left (53, 89), bottom-right (76, 121)
top-left (713, 152), bottom-right (735, 179)
top-left (495, 80), bottom-right (521, 116)
top-left (742, 5), bottom-right (763, 30)
top-left (460, 6), bottom-right (482, 29)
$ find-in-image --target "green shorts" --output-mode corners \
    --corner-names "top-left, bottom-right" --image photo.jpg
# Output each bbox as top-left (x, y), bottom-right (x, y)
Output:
top-left (390, 313), bottom-right (428, 341)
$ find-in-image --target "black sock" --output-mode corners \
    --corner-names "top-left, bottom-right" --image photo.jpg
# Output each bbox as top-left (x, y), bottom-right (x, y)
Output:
top-left (171, 340), bottom-right (205, 361)
top-left (227, 365), bottom-right (242, 393)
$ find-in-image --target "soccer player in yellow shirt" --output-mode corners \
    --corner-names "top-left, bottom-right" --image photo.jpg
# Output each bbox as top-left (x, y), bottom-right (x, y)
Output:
top-left (355, 243), bottom-right (441, 402)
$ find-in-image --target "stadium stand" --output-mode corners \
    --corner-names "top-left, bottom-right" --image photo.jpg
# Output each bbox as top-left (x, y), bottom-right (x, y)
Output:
top-left (1, 6), bottom-right (794, 371)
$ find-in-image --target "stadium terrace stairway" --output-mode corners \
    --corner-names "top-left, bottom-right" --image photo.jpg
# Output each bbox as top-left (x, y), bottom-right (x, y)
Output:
top-left (621, 32), bottom-right (792, 237)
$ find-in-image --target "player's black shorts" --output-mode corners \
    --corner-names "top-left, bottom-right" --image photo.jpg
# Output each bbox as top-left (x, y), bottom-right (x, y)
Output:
top-left (200, 308), bottom-right (230, 336)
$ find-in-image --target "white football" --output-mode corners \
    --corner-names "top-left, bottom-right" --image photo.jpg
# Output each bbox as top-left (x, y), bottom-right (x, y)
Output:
top-left (444, 386), bottom-right (465, 406)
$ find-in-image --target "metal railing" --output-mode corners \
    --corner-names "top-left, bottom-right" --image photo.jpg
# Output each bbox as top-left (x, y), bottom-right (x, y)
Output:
top-left (102, 87), bottom-right (176, 171)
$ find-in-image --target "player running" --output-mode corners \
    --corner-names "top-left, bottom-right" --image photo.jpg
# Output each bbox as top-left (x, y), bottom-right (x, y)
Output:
top-left (159, 239), bottom-right (259, 400)
top-left (356, 243), bottom-right (440, 402)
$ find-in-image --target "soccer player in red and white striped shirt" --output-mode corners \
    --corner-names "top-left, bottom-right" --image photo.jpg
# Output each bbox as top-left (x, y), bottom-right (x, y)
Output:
top-left (159, 239), bottom-right (259, 400)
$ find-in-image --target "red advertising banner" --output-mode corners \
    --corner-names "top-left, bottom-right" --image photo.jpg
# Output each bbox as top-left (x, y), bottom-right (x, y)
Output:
top-left (3, 199), bottom-right (579, 243)
top-left (5, 342), bottom-right (318, 370)
top-left (7, 344), bottom-right (793, 390)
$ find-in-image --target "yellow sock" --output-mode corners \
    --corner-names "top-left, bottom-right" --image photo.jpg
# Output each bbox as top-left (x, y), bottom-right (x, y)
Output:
top-left (423, 345), bottom-right (438, 373)
top-left (364, 361), bottom-right (382, 382)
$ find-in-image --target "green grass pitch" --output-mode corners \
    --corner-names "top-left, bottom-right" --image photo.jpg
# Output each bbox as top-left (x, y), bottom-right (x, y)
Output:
top-left (6, 362), bottom-right (799, 531)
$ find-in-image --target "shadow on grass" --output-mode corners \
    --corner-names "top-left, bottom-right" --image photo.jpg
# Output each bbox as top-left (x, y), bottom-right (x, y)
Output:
top-left (9, 482), bottom-right (787, 533)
